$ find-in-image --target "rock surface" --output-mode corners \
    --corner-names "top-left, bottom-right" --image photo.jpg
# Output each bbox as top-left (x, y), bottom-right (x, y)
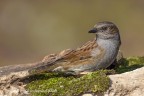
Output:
top-left (105, 67), bottom-right (144, 96)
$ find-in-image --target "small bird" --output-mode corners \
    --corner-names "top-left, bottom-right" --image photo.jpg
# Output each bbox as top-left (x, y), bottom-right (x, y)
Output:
top-left (29, 21), bottom-right (121, 75)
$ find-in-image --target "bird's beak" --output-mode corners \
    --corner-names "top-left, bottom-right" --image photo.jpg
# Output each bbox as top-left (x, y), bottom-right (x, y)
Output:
top-left (88, 28), bottom-right (98, 33)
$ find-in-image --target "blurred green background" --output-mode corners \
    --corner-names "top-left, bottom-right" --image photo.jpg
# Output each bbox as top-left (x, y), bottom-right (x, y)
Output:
top-left (0, 0), bottom-right (144, 66)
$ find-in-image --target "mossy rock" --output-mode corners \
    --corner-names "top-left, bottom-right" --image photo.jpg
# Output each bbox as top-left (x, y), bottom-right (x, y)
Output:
top-left (26, 70), bottom-right (111, 96)
top-left (26, 57), bottom-right (144, 96)
top-left (115, 56), bottom-right (144, 73)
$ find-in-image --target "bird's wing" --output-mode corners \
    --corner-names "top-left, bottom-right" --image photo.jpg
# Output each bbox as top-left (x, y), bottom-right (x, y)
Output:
top-left (42, 38), bottom-right (97, 63)
top-left (62, 38), bottom-right (97, 62)
top-left (51, 38), bottom-right (105, 71)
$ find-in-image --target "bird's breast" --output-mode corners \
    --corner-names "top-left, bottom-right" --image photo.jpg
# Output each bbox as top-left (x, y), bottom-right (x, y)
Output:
top-left (91, 39), bottom-right (119, 69)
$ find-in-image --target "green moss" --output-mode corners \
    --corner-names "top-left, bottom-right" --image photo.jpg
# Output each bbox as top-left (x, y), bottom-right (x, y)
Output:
top-left (26, 70), bottom-right (111, 96)
top-left (115, 56), bottom-right (144, 73)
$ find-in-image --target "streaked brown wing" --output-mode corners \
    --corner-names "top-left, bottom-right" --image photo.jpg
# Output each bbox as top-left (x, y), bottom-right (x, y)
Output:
top-left (42, 38), bottom-right (97, 64)
top-left (53, 38), bottom-right (98, 69)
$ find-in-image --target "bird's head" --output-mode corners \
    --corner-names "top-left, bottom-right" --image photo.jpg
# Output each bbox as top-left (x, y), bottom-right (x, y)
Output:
top-left (89, 21), bottom-right (120, 40)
